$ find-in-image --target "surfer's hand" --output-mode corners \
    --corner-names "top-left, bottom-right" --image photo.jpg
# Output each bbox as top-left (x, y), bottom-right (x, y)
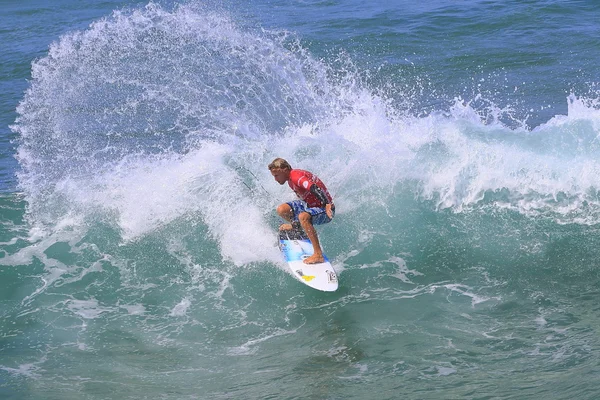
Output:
top-left (325, 203), bottom-right (333, 219)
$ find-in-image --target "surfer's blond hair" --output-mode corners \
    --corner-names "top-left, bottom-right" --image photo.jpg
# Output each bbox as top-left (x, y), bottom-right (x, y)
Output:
top-left (268, 158), bottom-right (292, 171)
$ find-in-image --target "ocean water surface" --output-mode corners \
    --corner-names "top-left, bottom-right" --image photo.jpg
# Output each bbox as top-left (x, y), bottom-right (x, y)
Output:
top-left (2, 1), bottom-right (600, 398)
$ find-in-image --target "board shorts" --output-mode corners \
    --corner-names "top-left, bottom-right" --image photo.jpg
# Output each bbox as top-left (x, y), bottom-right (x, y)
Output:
top-left (286, 200), bottom-right (335, 226)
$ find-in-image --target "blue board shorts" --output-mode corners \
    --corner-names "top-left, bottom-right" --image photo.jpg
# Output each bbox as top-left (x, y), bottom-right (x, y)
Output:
top-left (287, 200), bottom-right (335, 226)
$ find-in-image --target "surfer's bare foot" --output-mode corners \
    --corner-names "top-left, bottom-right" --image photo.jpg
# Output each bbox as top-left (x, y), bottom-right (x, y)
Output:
top-left (279, 223), bottom-right (293, 231)
top-left (303, 254), bottom-right (324, 264)
top-left (279, 221), bottom-right (302, 231)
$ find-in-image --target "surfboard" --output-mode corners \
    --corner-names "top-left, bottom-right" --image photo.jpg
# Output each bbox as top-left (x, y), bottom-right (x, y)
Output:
top-left (278, 229), bottom-right (338, 292)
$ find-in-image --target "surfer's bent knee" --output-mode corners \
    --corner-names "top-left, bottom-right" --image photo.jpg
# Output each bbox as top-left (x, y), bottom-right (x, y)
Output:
top-left (277, 203), bottom-right (293, 219)
top-left (298, 212), bottom-right (312, 224)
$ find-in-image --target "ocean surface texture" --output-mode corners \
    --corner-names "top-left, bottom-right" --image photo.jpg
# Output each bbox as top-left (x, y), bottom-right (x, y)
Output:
top-left (3, 1), bottom-right (600, 398)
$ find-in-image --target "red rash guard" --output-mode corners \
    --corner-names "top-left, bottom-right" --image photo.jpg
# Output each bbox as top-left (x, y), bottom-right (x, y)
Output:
top-left (288, 169), bottom-right (333, 208)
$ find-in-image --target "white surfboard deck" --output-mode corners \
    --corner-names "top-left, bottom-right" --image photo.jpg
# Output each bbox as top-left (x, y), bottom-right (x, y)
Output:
top-left (278, 229), bottom-right (338, 292)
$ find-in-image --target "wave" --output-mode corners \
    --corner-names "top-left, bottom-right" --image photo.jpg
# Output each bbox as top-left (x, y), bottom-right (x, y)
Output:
top-left (10, 1), bottom-right (600, 261)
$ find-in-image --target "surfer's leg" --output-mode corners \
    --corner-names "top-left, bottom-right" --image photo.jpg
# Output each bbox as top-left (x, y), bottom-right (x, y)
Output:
top-left (276, 203), bottom-right (294, 230)
top-left (276, 203), bottom-right (294, 221)
top-left (298, 212), bottom-right (325, 264)
top-left (278, 201), bottom-right (307, 231)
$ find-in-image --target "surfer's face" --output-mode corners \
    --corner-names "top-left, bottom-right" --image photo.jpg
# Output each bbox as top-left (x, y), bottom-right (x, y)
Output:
top-left (270, 169), bottom-right (289, 185)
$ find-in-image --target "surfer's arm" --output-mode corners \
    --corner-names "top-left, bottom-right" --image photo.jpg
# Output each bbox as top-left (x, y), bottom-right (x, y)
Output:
top-left (310, 184), bottom-right (334, 218)
top-left (324, 203), bottom-right (333, 219)
top-left (310, 184), bottom-right (329, 205)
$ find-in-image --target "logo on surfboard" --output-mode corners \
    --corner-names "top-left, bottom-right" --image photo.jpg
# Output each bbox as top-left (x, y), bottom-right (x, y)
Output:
top-left (295, 269), bottom-right (316, 282)
top-left (326, 270), bottom-right (337, 283)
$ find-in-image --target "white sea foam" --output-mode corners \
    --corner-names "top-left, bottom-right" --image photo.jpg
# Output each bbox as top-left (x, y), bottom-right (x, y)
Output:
top-left (0, 358), bottom-right (46, 379)
top-left (227, 327), bottom-right (297, 355)
top-left (435, 366), bottom-right (457, 376)
top-left (121, 303), bottom-right (146, 315)
top-left (67, 298), bottom-right (113, 319)
top-left (170, 297), bottom-right (192, 317)
top-left (441, 283), bottom-right (501, 307)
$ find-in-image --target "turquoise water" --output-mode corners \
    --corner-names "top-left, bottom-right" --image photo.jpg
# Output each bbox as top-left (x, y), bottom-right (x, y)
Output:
top-left (3, 1), bottom-right (600, 398)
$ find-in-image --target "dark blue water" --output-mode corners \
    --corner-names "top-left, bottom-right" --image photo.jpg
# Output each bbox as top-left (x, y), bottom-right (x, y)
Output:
top-left (3, 1), bottom-right (600, 398)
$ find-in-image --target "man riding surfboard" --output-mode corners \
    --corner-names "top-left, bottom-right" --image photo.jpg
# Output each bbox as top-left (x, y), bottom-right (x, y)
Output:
top-left (268, 158), bottom-right (335, 264)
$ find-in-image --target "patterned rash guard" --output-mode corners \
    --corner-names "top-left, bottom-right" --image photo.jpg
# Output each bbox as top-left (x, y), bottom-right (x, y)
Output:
top-left (288, 169), bottom-right (333, 208)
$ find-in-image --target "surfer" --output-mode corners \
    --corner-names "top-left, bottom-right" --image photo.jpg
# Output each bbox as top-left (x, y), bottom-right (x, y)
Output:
top-left (268, 158), bottom-right (335, 264)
